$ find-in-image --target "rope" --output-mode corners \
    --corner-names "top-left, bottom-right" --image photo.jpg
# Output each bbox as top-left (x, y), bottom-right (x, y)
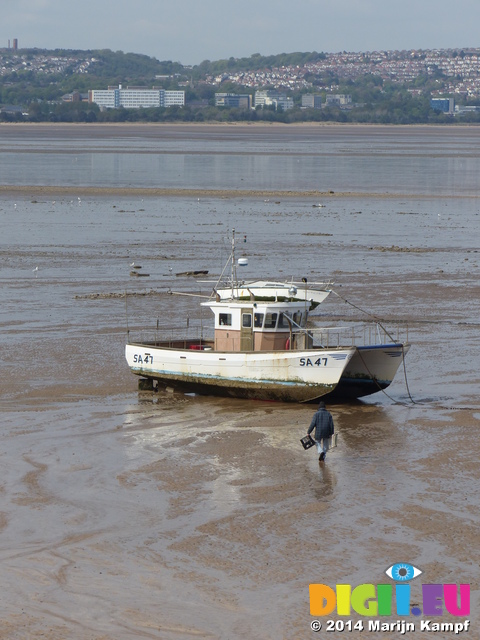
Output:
top-left (330, 289), bottom-right (396, 342)
top-left (401, 343), bottom-right (417, 404)
top-left (330, 289), bottom-right (480, 411)
top-left (354, 345), bottom-right (413, 406)
top-left (330, 288), bottom-right (415, 405)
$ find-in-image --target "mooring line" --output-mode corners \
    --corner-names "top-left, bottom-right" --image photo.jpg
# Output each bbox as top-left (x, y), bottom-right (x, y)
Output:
top-left (330, 288), bottom-right (416, 405)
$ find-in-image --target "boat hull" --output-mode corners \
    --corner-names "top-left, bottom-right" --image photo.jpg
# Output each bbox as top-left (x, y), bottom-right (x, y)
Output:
top-left (324, 343), bottom-right (410, 400)
top-left (125, 343), bottom-right (355, 403)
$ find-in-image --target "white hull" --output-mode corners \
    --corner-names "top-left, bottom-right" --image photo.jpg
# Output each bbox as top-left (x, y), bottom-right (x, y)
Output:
top-left (326, 343), bottom-right (410, 400)
top-left (125, 342), bottom-right (356, 403)
top-left (124, 233), bottom-right (411, 403)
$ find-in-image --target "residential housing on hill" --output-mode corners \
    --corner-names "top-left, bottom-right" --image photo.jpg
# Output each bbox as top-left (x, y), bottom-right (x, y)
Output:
top-left (204, 48), bottom-right (480, 98)
top-left (3, 47), bottom-right (480, 122)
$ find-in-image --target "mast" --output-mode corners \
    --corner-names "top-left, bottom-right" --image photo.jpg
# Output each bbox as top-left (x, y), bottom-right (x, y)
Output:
top-left (231, 227), bottom-right (237, 299)
top-left (210, 228), bottom-right (239, 301)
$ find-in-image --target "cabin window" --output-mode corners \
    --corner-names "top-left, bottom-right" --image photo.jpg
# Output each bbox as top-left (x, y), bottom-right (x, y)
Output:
top-left (278, 313), bottom-right (288, 328)
top-left (242, 313), bottom-right (252, 328)
top-left (293, 312), bottom-right (301, 325)
top-left (219, 313), bottom-right (232, 326)
top-left (254, 313), bottom-right (264, 328)
top-left (264, 312), bottom-right (278, 329)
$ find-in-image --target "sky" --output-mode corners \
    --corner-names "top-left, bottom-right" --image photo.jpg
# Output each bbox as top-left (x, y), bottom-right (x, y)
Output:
top-left (2, 0), bottom-right (480, 65)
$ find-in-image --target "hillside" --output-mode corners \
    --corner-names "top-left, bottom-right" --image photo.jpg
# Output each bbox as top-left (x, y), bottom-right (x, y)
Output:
top-left (1, 47), bottom-right (479, 124)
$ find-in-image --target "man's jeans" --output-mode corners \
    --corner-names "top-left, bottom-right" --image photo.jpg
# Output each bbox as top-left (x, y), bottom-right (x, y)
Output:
top-left (316, 437), bottom-right (331, 459)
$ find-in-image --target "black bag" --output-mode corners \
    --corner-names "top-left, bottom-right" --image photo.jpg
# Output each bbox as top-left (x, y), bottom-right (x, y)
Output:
top-left (300, 434), bottom-right (315, 450)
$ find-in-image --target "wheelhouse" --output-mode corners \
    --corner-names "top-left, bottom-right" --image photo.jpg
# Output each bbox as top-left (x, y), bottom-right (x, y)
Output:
top-left (203, 300), bottom-right (313, 352)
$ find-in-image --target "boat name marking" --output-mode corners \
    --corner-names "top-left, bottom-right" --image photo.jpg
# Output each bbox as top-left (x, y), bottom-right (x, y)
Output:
top-left (299, 357), bottom-right (328, 367)
top-left (133, 353), bottom-right (153, 364)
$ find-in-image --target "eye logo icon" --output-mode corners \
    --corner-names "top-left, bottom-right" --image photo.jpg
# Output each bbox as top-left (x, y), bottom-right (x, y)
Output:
top-left (385, 563), bottom-right (423, 582)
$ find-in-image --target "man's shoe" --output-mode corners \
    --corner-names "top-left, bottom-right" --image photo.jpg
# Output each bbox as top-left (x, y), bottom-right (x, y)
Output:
top-left (319, 452), bottom-right (325, 461)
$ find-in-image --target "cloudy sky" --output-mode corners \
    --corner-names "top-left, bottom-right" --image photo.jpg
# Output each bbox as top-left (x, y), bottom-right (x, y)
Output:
top-left (2, 0), bottom-right (479, 65)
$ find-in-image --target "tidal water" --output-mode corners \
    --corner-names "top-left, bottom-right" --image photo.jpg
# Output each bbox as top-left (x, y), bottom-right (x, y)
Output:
top-left (1, 123), bottom-right (480, 194)
top-left (0, 124), bottom-right (479, 639)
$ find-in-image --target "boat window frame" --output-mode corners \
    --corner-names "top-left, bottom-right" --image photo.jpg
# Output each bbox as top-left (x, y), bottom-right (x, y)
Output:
top-left (254, 312), bottom-right (264, 328)
top-left (242, 313), bottom-right (252, 328)
top-left (278, 312), bottom-right (289, 329)
top-left (218, 313), bottom-right (232, 327)
top-left (264, 312), bottom-right (278, 329)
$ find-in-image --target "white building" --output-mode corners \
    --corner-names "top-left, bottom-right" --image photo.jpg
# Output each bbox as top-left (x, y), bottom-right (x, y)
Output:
top-left (325, 94), bottom-right (352, 107)
top-left (163, 91), bottom-right (186, 107)
top-left (88, 85), bottom-right (185, 109)
top-left (254, 90), bottom-right (294, 111)
top-left (301, 94), bottom-right (322, 109)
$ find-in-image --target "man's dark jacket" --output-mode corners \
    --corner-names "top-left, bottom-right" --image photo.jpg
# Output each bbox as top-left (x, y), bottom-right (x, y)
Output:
top-left (307, 407), bottom-right (334, 440)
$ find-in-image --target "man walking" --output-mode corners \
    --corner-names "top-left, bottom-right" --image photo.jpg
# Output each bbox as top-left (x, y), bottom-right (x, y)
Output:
top-left (307, 401), bottom-right (335, 462)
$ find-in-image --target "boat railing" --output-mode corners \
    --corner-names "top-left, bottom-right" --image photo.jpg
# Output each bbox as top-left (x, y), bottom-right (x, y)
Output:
top-left (306, 322), bottom-right (409, 348)
top-left (127, 322), bottom-right (215, 348)
top-left (127, 321), bottom-right (408, 351)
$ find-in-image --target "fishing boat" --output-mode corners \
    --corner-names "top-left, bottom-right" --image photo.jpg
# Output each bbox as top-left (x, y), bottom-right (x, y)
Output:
top-left (125, 231), bottom-right (410, 402)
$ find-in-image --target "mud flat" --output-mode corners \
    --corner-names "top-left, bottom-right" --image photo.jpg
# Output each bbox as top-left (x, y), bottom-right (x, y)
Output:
top-left (0, 392), bottom-right (478, 640)
top-left (1, 126), bottom-right (479, 638)
top-left (2, 185), bottom-right (479, 200)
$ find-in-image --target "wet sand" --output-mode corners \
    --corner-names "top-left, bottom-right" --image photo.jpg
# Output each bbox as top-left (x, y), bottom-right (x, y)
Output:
top-left (1, 137), bottom-right (479, 637)
top-left (1, 396), bottom-right (478, 639)
top-left (2, 185), bottom-right (479, 200)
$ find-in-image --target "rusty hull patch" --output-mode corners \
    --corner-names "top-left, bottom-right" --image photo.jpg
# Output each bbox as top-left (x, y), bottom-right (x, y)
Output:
top-left (133, 369), bottom-right (335, 403)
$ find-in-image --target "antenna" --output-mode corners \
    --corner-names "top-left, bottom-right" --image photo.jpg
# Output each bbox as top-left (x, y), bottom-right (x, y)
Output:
top-left (210, 228), bottom-right (240, 300)
top-left (231, 228), bottom-right (236, 298)
top-left (125, 290), bottom-right (129, 340)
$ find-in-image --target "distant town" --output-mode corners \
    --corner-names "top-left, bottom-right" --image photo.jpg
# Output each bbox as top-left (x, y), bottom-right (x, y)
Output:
top-left (1, 42), bottom-right (480, 123)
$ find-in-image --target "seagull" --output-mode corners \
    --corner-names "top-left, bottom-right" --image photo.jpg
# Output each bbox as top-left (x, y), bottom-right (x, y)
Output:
top-left (32, 266), bottom-right (39, 277)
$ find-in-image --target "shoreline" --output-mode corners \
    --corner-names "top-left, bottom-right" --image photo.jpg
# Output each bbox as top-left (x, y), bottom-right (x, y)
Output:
top-left (0, 185), bottom-right (479, 199)
top-left (0, 121), bottom-right (478, 129)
